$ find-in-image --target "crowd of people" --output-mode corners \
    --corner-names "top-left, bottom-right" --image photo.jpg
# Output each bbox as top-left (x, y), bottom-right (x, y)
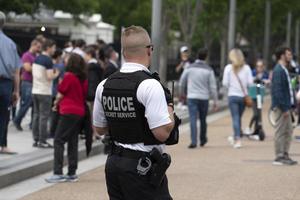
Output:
top-left (177, 44), bottom-right (300, 165)
top-left (1, 10), bottom-right (300, 197)
top-left (0, 10), bottom-right (119, 173)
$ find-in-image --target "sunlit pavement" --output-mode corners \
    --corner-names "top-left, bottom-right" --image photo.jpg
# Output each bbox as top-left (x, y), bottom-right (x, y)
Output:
top-left (4, 99), bottom-right (300, 200)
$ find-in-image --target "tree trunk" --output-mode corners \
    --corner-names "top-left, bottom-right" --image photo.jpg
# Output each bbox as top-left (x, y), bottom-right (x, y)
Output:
top-left (220, 39), bottom-right (227, 73)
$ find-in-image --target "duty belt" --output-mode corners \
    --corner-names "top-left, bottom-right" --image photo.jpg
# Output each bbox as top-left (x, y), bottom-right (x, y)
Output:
top-left (111, 144), bottom-right (149, 159)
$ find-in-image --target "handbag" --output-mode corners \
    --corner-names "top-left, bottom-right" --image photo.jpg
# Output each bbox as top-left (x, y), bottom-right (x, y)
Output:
top-left (234, 73), bottom-right (253, 107)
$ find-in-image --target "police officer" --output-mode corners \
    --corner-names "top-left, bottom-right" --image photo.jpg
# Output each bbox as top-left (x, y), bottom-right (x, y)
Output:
top-left (93, 26), bottom-right (175, 199)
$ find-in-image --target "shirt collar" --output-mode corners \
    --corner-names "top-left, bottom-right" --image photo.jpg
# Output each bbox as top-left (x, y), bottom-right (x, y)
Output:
top-left (109, 59), bottom-right (118, 68)
top-left (195, 59), bottom-right (205, 64)
top-left (280, 64), bottom-right (288, 72)
top-left (120, 62), bottom-right (150, 73)
top-left (88, 58), bottom-right (98, 64)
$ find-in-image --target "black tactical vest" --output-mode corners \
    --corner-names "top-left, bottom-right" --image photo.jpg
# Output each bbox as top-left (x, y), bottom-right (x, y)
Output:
top-left (102, 71), bottom-right (163, 145)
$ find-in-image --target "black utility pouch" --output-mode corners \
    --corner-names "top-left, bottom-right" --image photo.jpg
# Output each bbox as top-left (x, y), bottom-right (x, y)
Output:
top-left (149, 148), bottom-right (171, 187)
top-left (165, 113), bottom-right (181, 145)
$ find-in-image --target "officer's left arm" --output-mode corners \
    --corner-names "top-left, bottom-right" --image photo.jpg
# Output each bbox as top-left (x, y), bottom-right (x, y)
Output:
top-left (137, 79), bottom-right (175, 142)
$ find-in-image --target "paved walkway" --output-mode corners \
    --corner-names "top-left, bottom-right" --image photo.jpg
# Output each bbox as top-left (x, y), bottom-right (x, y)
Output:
top-left (19, 99), bottom-right (300, 200)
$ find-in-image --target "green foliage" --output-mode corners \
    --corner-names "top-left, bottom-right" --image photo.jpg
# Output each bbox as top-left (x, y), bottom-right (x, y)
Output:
top-left (0, 0), bottom-right (40, 14)
top-left (0, 0), bottom-right (98, 15)
top-left (96, 0), bottom-right (151, 37)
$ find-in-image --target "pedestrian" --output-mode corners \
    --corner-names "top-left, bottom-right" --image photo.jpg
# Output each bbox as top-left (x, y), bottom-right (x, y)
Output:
top-left (84, 45), bottom-right (103, 104)
top-left (179, 48), bottom-right (218, 148)
top-left (176, 46), bottom-right (192, 111)
top-left (72, 39), bottom-right (86, 58)
top-left (45, 53), bottom-right (88, 183)
top-left (103, 45), bottom-right (119, 79)
top-left (222, 48), bottom-right (253, 148)
top-left (93, 25), bottom-right (175, 199)
top-left (244, 59), bottom-right (270, 134)
top-left (49, 48), bottom-right (65, 138)
top-left (13, 39), bottom-right (42, 131)
top-left (84, 46), bottom-right (103, 137)
top-left (271, 47), bottom-right (298, 165)
top-left (175, 46), bottom-right (192, 75)
top-left (32, 39), bottom-right (60, 148)
top-left (0, 11), bottom-right (22, 154)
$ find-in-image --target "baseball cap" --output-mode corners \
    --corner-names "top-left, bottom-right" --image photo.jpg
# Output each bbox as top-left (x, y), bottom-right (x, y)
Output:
top-left (180, 46), bottom-right (188, 53)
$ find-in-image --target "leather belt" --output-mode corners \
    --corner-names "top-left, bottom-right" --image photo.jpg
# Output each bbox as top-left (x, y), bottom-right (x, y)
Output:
top-left (111, 144), bottom-right (149, 159)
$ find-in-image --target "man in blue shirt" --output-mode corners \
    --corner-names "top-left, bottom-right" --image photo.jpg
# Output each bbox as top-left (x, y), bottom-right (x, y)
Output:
top-left (0, 11), bottom-right (22, 154)
top-left (271, 47), bottom-right (297, 165)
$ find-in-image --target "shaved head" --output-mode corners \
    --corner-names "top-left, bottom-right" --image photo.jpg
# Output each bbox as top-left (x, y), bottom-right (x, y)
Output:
top-left (121, 26), bottom-right (151, 58)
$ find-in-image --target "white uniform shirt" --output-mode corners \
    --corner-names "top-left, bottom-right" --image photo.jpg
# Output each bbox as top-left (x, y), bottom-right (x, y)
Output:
top-left (93, 62), bottom-right (172, 152)
top-left (222, 64), bottom-right (253, 97)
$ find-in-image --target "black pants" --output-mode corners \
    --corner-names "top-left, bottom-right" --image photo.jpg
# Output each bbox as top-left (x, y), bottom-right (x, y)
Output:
top-left (50, 97), bottom-right (60, 137)
top-left (105, 154), bottom-right (173, 200)
top-left (54, 114), bottom-right (82, 175)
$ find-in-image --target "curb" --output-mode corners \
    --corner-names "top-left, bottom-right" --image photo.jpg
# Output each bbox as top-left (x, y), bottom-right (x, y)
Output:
top-left (0, 142), bottom-right (104, 189)
top-left (0, 102), bottom-right (228, 189)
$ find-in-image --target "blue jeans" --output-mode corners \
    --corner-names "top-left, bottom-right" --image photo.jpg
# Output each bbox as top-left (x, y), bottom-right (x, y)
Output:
top-left (228, 96), bottom-right (245, 140)
top-left (0, 79), bottom-right (13, 147)
top-left (187, 99), bottom-right (209, 145)
top-left (14, 81), bottom-right (32, 125)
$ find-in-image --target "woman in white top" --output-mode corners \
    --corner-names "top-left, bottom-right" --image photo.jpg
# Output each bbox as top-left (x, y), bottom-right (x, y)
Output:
top-left (222, 49), bottom-right (253, 148)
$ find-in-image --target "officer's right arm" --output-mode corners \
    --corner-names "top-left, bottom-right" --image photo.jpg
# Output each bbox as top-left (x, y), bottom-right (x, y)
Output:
top-left (137, 79), bottom-right (175, 142)
top-left (93, 79), bottom-right (109, 135)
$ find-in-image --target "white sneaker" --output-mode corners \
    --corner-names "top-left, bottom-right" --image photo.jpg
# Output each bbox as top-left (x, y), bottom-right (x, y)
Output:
top-left (243, 127), bottom-right (252, 135)
top-left (234, 141), bottom-right (242, 149)
top-left (227, 136), bottom-right (234, 145)
top-left (250, 135), bottom-right (260, 141)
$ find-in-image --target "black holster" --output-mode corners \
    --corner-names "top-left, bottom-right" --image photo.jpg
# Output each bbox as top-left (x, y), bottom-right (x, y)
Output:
top-left (149, 148), bottom-right (171, 187)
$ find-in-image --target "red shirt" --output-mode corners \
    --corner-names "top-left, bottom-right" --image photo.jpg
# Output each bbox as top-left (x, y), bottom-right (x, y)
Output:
top-left (58, 72), bottom-right (88, 117)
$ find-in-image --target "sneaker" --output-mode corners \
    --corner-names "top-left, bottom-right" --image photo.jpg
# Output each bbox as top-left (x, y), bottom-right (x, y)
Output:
top-left (233, 141), bottom-right (242, 149)
top-left (249, 135), bottom-right (260, 141)
top-left (283, 153), bottom-right (298, 165)
top-left (13, 121), bottom-right (23, 131)
top-left (33, 142), bottom-right (38, 147)
top-left (273, 157), bottom-right (285, 165)
top-left (188, 144), bottom-right (197, 149)
top-left (45, 175), bottom-right (66, 183)
top-left (65, 175), bottom-right (79, 182)
top-left (273, 157), bottom-right (298, 166)
top-left (227, 136), bottom-right (234, 145)
top-left (200, 139), bottom-right (207, 147)
top-left (38, 142), bottom-right (53, 148)
top-left (243, 127), bottom-right (252, 135)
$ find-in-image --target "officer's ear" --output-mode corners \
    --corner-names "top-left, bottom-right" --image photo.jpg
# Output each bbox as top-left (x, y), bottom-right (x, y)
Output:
top-left (122, 50), bottom-right (126, 58)
top-left (147, 48), bottom-right (151, 57)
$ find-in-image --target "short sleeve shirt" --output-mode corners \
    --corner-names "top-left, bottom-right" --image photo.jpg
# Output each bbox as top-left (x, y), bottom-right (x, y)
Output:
top-left (0, 31), bottom-right (22, 79)
top-left (32, 54), bottom-right (54, 95)
top-left (93, 62), bottom-right (171, 152)
top-left (21, 51), bottom-right (36, 82)
top-left (58, 72), bottom-right (87, 117)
